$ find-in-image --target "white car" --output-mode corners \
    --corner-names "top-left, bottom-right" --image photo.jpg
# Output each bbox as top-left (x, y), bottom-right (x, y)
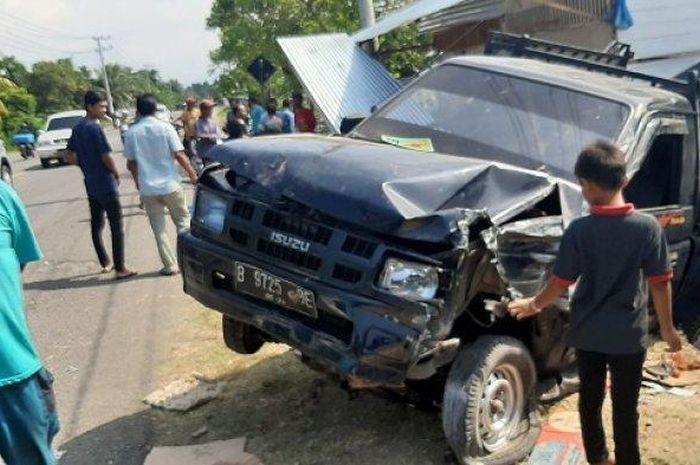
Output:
top-left (155, 104), bottom-right (172, 123)
top-left (36, 110), bottom-right (86, 168)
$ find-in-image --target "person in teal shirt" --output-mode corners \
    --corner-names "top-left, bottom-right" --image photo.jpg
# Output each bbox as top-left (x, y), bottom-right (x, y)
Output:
top-left (0, 180), bottom-right (59, 465)
top-left (248, 96), bottom-right (265, 135)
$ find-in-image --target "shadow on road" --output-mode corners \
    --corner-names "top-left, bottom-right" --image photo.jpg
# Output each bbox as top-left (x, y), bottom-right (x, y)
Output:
top-left (25, 271), bottom-right (164, 291)
top-left (58, 351), bottom-right (448, 465)
top-left (59, 410), bottom-right (154, 465)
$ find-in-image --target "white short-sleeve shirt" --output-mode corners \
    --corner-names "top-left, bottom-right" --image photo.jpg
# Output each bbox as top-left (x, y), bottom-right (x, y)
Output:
top-left (123, 116), bottom-right (185, 197)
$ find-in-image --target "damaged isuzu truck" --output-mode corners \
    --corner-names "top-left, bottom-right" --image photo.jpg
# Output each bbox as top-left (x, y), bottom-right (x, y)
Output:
top-left (178, 33), bottom-right (700, 464)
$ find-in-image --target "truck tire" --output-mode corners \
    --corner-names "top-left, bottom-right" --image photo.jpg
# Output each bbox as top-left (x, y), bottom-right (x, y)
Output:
top-left (40, 158), bottom-right (50, 168)
top-left (442, 336), bottom-right (541, 465)
top-left (222, 316), bottom-right (265, 355)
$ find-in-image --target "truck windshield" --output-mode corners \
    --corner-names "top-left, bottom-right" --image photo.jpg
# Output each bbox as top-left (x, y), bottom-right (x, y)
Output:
top-left (47, 116), bottom-right (83, 131)
top-left (352, 65), bottom-right (630, 177)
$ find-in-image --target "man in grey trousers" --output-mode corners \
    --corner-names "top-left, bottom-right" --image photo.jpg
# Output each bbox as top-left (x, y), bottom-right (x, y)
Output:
top-left (124, 94), bottom-right (198, 275)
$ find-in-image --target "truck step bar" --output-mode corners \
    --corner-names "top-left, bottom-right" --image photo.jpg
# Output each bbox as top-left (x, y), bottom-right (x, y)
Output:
top-left (484, 32), bottom-right (700, 111)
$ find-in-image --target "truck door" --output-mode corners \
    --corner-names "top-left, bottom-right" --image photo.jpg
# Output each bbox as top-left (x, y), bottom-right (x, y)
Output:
top-left (625, 115), bottom-right (699, 327)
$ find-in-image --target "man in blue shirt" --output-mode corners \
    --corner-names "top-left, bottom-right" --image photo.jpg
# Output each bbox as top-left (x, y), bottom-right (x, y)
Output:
top-left (124, 94), bottom-right (198, 275)
top-left (0, 180), bottom-right (60, 465)
top-left (280, 99), bottom-right (296, 134)
top-left (66, 91), bottom-right (136, 280)
top-left (248, 96), bottom-right (265, 135)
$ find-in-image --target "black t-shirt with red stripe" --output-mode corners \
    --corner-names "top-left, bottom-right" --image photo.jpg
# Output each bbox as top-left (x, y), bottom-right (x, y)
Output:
top-left (552, 203), bottom-right (672, 354)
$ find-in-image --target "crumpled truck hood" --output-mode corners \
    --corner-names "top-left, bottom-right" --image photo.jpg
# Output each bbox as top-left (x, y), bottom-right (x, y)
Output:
top-left (208, 135), bottom-right (582, 244)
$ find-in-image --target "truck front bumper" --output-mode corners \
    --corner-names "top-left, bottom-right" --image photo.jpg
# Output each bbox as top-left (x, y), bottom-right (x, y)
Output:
top-left (178, 232), bottom-right (434, 387)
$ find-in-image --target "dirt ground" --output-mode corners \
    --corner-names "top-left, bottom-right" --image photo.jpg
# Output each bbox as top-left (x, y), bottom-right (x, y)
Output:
top-left (150, 306), bottom-right (700, 465)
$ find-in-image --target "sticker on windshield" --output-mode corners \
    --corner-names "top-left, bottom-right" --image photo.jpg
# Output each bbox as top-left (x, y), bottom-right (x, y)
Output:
top-left (380, 135), bottom-right (435, 153)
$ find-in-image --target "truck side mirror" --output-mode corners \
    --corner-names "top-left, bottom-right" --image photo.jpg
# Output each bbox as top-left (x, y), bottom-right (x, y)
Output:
top-left (340, 113), bottom-right (369, 135)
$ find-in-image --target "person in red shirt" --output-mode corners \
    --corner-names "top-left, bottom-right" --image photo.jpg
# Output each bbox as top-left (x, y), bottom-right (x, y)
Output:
top-left (292, 92), bottom-right (316, 133)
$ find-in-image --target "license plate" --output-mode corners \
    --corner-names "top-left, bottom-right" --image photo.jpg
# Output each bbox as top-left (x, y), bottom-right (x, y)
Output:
top-left (233, 262), bottom-right (317, 318)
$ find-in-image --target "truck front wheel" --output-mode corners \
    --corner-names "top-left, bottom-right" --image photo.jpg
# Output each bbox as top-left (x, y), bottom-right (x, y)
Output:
top-left (222, 316), bottom-right (265, 355)
top-left (442, 336), bottom-right (541, 465)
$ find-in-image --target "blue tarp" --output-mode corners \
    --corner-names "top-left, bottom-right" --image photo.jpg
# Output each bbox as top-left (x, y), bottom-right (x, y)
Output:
top-left (612, 0), bottom-right (633, 30)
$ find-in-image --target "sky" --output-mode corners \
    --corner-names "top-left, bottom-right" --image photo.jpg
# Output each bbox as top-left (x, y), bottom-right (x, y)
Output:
top-left (0, 0), bottom-right (220, 85)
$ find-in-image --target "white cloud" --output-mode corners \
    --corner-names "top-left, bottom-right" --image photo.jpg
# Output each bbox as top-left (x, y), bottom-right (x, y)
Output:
top-left (0, 0), bottom-right (219, 85)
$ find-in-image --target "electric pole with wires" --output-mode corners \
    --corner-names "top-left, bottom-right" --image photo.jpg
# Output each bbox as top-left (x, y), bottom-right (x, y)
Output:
top-left (93, 35), bottom-right (114, 115)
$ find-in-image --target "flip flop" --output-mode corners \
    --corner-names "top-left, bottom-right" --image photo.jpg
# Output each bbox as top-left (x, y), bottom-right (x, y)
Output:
top-left (115, 270), bottom-right (138, 280)
top-left (101, 265), bottom-right (114, 274)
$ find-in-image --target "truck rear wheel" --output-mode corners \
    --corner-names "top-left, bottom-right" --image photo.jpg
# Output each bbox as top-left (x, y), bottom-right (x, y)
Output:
top-left (40, 158), bottom-right (50, 168)
top-left (442, 336), bottom-right (540, 465)
top-left (222, 316), bottom-right (265, 355)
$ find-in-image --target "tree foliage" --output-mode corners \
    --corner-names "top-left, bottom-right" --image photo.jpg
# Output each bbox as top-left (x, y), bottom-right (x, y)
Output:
top-left (0, 57), bottom-right (30, 88)
top-left (27, 59), bottom-right (91, 116)
top-left (95, 64), bottom-right (186, 110)
top-left (0, 77), bottom-right (42, 144)
top-left (208, 0), bottom-right (432, 97)
top-left (208, 0), bottom-right (360, 97)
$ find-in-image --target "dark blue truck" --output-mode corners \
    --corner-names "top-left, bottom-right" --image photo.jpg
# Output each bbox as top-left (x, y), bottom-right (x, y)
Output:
top-left (178, 34), bottom-right (700, 464)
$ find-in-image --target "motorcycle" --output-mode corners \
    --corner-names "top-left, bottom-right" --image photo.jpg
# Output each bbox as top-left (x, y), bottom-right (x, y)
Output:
top-left (12, 130), bottom-right (36, 159)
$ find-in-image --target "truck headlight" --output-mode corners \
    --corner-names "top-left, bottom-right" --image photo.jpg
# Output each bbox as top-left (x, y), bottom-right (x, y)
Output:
top-left (194, 190), bottom-right (227, 233)
top-left (379, 258), bottom-right (439, 300)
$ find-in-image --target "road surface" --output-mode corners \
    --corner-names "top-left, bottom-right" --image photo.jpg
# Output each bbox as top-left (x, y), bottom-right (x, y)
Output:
top-left (9, 152), bottom-right (197, 464)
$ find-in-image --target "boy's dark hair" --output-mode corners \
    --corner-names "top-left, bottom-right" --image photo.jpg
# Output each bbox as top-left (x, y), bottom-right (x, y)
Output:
top-left (574, 141), bottom-right (627, 190)
top-left (282, 98), bottom-right (290, 108)
top-left (84, 90), bottom-right (106, 108)
top-left (136, 94), bottom-right (158, 116)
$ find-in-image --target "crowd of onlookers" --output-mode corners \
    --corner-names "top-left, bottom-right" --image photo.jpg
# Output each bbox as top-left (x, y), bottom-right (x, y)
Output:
top-left (174, 93), bottom-right (317, 160)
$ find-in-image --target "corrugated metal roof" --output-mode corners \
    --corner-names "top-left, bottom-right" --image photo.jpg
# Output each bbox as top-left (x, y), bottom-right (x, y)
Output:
top-left (277, 33), bottom-right (400, 134)
top-left (351, 0), bottom-right (466, 43)
top-left (618, 0), bottom-right (700, 60)
top-left (419, 0), bottom-right (505, 33)
top-left (629, 53), bottom-right (700, 79)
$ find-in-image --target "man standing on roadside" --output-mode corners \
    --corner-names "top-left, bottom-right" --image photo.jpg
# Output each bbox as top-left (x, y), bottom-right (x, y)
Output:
top-left (124, 94), bottom-right (198, 276)
top-left (280, 99), bottom-right (296, 134)
top-left (248, 96), bottom-right (265, 135)
top-left (0, 179), bottom-right (60, 465)
top-left (293, 92), bottom-right (316, 133)
top-left (65, 90), bottom-right (137, 280)
top-left (174, 97), bottom-right (199, 159)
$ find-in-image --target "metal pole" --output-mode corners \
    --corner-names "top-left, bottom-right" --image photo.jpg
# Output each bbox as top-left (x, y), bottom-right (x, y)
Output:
top-left (93, 35), bottom-right (114, 115)
top-left (358, 0), bottom-right (376, 28)
top-left (358, 0), bottom-right (377, 52)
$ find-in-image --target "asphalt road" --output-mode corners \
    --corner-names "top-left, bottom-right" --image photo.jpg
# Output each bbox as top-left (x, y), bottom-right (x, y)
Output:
top-left (8, 150), bottom-right (197, 464)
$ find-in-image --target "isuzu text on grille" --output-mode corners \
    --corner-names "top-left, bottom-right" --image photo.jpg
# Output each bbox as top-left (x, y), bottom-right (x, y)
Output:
top-left (269, 231), bottom-right (312, 252)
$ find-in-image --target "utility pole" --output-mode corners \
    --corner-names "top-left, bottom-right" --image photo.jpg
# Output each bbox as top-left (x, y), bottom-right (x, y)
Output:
top-left (358, 0), bottom-right (377, 53)
top-left (359, 0), bottom-right (376, 28)
top-left (92, 35), bottom-right (114, 115)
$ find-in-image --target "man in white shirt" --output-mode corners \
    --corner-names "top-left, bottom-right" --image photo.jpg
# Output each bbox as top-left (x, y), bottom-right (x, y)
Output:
top-left (124, 94), bottom-right (198, 275)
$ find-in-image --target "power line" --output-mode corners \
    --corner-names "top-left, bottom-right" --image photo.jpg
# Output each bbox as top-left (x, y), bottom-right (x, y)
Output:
top-left (0, 10), bottom-right (91, 40)
top-left (0, 28), bottom-right (93, 55)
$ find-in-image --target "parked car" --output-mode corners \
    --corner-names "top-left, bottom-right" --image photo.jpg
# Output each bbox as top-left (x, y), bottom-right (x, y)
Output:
top-left (178, 33), bottom-right (700, 464)
top-left (36, 110), bottom-right (86, 168)
top-left (155, 104), bottom-right (172, 123)
top-left (0, 140), bottom-right (12, 185)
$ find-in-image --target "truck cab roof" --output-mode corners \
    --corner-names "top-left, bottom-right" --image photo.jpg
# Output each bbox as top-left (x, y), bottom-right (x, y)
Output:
top-left (445, 56), bottom-right (693, 115)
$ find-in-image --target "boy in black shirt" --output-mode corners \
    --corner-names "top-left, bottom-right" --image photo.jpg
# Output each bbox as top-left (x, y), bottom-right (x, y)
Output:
top-left (509, 141), bottom-right (682, 465)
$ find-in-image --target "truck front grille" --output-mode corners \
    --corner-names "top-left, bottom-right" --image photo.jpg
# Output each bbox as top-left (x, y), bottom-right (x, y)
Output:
top-left (262, 210), bottom-right (333, 245)
top-left (199, 188), bottom-right (390, 288)
top-left (257, 238), bottom-right (322, 271)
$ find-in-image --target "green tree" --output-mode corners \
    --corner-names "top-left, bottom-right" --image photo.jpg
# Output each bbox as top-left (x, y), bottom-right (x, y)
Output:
top-left (0, 77), bottom-right (42, 144)
top-left (208, 0), bottom-right (432, 97)
top-left (27, 59), bottom-right (91, 115)
top-left (0, 57), bottom-right (30, 88)
top-left (208, 0), bottom-right (360, 97)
